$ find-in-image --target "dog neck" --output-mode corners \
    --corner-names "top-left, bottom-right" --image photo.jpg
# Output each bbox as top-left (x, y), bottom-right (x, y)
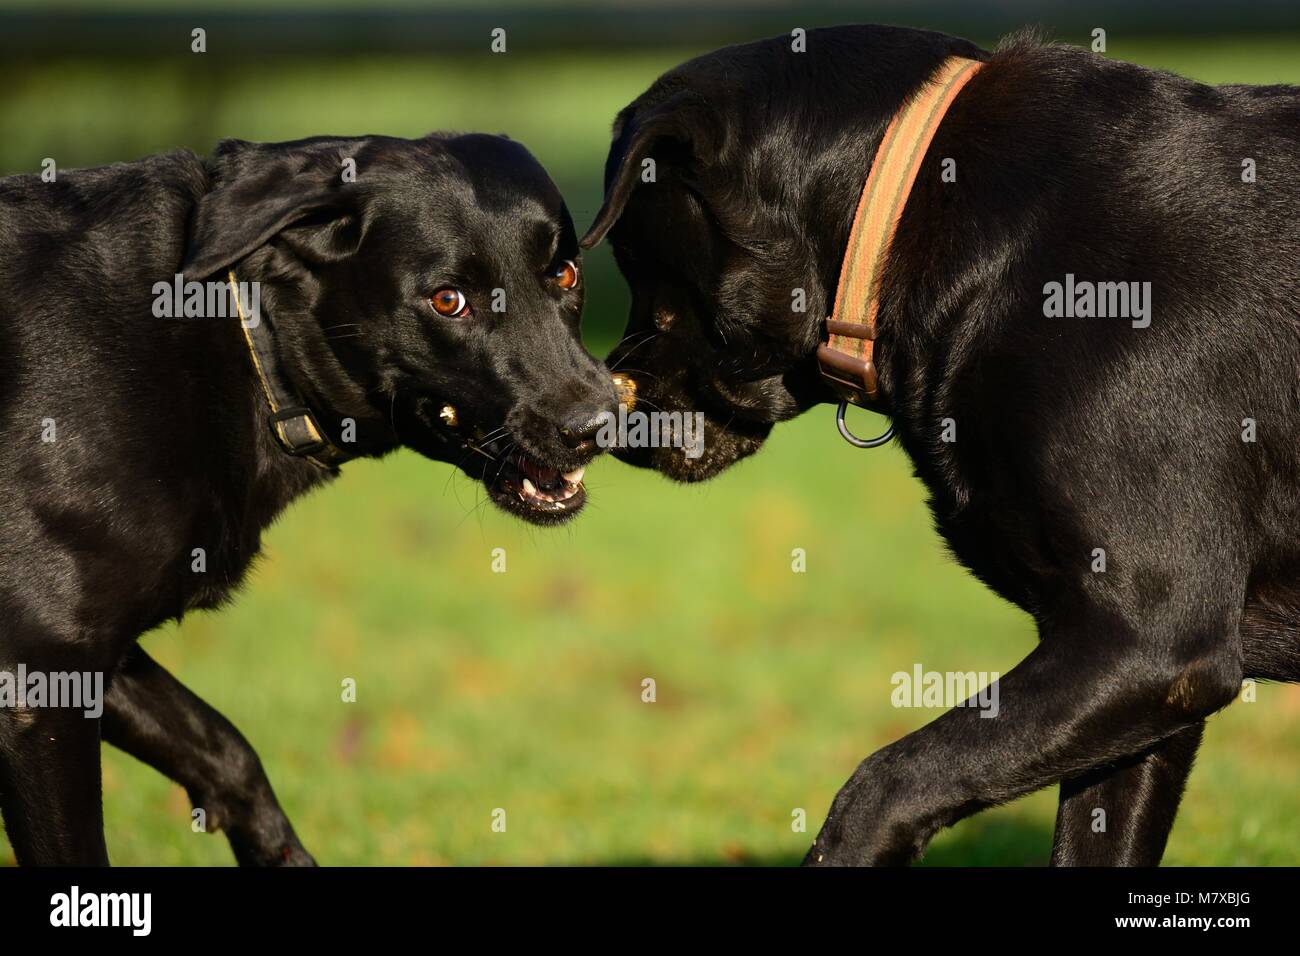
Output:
top-left (226, 270), bottom-right (355, 472)
top-left (817, 56), bottom-right (984, 413)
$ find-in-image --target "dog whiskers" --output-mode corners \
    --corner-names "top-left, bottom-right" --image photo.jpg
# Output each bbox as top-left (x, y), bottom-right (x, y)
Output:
top-left (491, 442), bottom-right (518, 486)
top-left (475, 426), bottom-right (509, 448)
top-left (609, 331), bottom-right (664, 371)
top-left (617, 366), bottom-right (663, 385)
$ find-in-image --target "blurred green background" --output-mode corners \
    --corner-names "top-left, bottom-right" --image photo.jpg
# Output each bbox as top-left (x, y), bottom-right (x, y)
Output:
top-left (1, 2), bottom-right (1296, 865)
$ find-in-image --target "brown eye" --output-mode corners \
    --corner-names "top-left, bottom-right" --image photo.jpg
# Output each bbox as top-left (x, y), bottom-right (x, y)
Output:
top-left (548, 258), bottom-right (580, 291)
top-left (428, 288), bottom-right (469, 317)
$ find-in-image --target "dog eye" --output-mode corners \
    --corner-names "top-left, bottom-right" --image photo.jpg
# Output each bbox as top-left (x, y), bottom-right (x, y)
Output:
top-left (547, 259), bottom-right (580, 291)
top-left (428, 288), bottom-right (470, 318)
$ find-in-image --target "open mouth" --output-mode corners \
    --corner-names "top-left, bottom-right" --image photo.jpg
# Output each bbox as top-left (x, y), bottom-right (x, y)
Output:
top-left (422, 398), bottom-right (592, 525)
top-left (484, 449), bottom-right (588, 524)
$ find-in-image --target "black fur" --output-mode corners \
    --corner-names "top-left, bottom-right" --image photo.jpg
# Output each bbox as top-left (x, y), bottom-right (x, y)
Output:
top-left (584, 25), bottom-right (1300, 865)
top-left (0, 132), bottom-right (616, 864)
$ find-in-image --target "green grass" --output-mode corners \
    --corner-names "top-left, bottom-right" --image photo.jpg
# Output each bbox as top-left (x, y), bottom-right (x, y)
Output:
top-left (1, 37), bottom-right (1297, 866)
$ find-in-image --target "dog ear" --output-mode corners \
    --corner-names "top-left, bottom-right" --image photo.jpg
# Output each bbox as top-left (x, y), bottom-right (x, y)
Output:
top-left (580, 94), bottom-right (714, 249)
top-left (182, 139), bottom-right (362, 281)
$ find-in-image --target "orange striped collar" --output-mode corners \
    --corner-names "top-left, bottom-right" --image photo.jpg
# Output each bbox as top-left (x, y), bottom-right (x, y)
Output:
top-left (817, 56), bottom-right (983, 428)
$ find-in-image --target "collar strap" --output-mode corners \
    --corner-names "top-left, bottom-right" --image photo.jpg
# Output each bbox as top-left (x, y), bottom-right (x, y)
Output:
top-left (817, 57), bottom-right (983, 408)
top-left (227, 270), bottom-right (353, 471)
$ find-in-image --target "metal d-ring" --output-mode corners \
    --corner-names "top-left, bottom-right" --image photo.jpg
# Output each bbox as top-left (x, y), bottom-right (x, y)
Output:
top-left (835, 400), bottom-right (895, 449)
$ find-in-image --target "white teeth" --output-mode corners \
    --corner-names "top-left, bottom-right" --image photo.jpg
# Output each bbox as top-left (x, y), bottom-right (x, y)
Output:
top-left (562, 466), bottom-right (586, 484)
top-left (522, 478), bottom-right (537, 497)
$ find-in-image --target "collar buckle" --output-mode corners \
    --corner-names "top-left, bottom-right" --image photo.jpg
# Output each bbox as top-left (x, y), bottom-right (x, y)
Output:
top-left (817, 318), bottom-right (880, 407)
top-left (267, 406), bottom-right (332, 460)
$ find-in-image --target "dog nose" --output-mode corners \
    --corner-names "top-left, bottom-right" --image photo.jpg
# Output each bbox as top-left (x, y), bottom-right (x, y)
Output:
top-left (559, 406), bottom-right (612, 450)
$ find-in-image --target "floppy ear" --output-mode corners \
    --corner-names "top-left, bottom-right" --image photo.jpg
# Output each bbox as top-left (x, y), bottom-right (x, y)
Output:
top-left (579, 94), bottom-right (713, 249)
top-left (182, 139), bottom-right (361, 281)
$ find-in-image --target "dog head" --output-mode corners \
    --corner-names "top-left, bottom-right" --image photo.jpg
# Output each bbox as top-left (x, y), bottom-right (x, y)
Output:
top-left (184, 133), bottom-right (617, 524)
top-left (581, 26), bottom-right (984, 480)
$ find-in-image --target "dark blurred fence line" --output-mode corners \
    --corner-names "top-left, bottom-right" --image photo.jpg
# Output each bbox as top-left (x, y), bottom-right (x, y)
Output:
top-left (3, 0), bottom-right (1300, 57)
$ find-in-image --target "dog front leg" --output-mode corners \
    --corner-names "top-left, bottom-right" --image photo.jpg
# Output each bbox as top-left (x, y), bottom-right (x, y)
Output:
top-left (0, 704), bottom-right (109, 865)
top-left (804, 618), bottom-right (1240, 866)
top-left (1049, 721), bottom-right (1204, 866)
top-left (102, 646), bottom-right (316, 866)
top-left (0, 636), bottom-right (111, 865)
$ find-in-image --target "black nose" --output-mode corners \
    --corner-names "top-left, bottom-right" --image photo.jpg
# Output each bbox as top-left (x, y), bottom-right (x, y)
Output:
top-left (559, 405), bottom-right (612, 450)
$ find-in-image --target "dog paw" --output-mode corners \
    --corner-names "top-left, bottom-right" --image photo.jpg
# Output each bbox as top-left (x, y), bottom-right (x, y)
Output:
top-left (276, 842), bottom-right (317, 867)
